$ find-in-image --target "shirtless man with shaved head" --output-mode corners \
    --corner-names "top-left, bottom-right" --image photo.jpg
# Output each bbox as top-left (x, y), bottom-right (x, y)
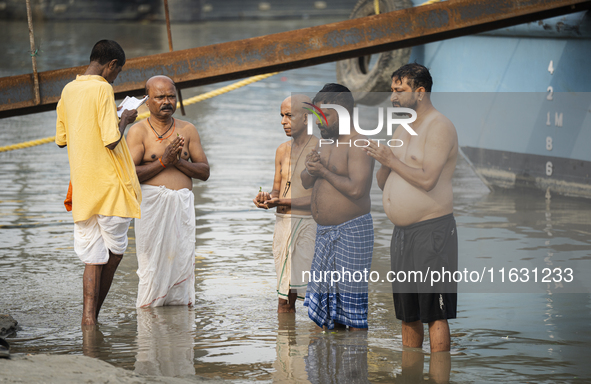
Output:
top-left (127, 75), bottom-right (209, 307)
top-left (254, 94), bottom-right (318, 313)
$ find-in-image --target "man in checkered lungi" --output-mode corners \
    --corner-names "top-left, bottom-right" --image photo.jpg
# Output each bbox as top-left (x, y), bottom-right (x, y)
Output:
top-left (301, 83), bottom-right (375, 330)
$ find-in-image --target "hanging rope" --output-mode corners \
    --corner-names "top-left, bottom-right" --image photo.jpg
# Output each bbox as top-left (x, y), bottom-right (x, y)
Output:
top-left (0, 136), bottom-right (56, 152)
top-left (136, 72), bottom-right (278, 120)
top-left (0, 72), bottom-right (279, 153)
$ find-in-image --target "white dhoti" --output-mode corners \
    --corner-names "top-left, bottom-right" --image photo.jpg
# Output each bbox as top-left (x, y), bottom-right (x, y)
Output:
top-left (135, 185), bottom-right (196, 308)
top-left (273, 213), bottom-right (317, 300)
top-left (74, 215), bottom-right (132, 265)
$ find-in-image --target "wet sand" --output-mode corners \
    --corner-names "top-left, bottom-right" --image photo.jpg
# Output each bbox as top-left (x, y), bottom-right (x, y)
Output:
top-left (0, 353), bottom-right (227, 383)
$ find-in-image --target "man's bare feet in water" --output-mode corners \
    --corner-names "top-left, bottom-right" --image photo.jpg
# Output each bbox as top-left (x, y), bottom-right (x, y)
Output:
top-left (277, 291), bottom-right (297, 313)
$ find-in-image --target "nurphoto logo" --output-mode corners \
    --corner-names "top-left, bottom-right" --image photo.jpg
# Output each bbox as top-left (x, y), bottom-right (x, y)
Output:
top-left (305, 104), bottom-right (418, 148)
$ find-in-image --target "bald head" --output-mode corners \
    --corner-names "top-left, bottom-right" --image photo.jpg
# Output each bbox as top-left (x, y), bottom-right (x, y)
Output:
top-left (280, 94), bottom-right (312, 138)
top-left (281, 94), bottom-right (311, 114)
top-left (145, 75), bottom-right (176, 96)
top-left (145, 75), bottom-right (177, 118)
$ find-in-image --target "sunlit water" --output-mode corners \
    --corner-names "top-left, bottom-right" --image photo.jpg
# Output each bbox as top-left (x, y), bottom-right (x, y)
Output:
top-left (1, 18), bottom-right (591, 383)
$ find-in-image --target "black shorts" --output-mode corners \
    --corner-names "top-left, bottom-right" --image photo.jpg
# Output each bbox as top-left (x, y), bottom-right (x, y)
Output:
top-left (391, 213), bottom-right (458, 324)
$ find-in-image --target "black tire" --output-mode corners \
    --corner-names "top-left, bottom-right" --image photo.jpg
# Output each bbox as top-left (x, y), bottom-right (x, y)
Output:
top-left (336, 0), bottom-right (412, 105)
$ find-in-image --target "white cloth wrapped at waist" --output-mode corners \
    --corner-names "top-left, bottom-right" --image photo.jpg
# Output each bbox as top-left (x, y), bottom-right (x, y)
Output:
top-left (135, 184), bottom-right (196, 308)
top-left (273, 213), bottom-right (317, 300)
top-left (74, 215), bottom-right (132, 265)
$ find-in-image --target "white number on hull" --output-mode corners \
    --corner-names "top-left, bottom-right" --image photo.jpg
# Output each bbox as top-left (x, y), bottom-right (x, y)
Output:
top-left (545, 62), bottom-right (556, 178)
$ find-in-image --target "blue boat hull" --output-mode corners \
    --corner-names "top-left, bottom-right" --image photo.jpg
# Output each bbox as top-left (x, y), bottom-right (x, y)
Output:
top-left (411, 10), bottom-right (591, 198)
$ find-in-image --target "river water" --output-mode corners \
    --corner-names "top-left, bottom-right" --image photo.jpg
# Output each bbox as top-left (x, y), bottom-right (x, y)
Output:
top-left (1, 18), bottom-right (591, 383)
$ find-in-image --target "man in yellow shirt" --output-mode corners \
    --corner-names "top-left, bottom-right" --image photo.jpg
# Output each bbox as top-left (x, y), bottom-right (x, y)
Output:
top-left (55, 40), bottom-right (142, 326)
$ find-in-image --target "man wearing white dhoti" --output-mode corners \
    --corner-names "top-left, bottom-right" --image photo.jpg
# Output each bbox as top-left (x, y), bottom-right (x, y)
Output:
top-left (127, 75), bottom-right (209, 307)
top-left (56, 40), bottom-right (141, 326)
top-left (253, 95), bottom-right (318, 313)
top-left (134, 185), bottom-right (196, 307)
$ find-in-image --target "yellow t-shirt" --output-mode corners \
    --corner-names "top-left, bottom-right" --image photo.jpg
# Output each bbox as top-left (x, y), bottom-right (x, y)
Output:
top-left (55, 75), bottom-right (141, 222)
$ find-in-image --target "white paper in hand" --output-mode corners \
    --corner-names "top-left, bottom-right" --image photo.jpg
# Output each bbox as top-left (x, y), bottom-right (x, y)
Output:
top-left (117, 95), bottom-right (148, 118)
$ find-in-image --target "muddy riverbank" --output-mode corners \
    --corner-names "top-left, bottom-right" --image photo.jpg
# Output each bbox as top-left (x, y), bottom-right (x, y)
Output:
top-left (0, 353), bottom-right (228, 383)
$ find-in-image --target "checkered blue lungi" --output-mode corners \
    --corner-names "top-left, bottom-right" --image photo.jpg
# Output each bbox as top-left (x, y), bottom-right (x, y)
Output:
top-left (304, 213), bottom-right (374, 329)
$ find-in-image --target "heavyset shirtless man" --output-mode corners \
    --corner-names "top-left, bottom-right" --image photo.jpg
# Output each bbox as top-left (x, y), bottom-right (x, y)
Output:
top-left (365, 63), bottom-right (458, 353)
top-left (301, 83), bottom-right (375, 330)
